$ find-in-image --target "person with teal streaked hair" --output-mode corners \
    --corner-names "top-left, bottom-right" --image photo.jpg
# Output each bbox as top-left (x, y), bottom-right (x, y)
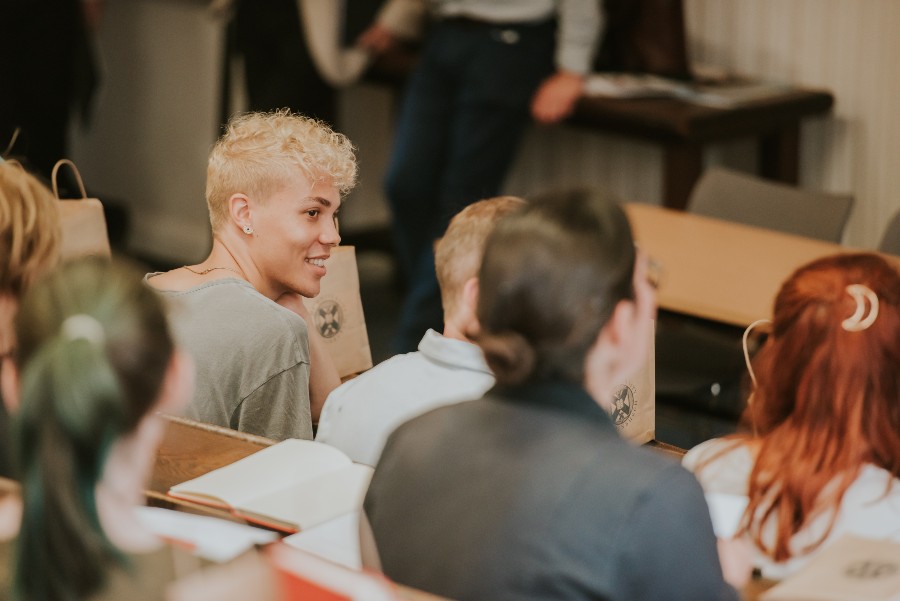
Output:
top-left (0, 258), bottom-right (272, 601)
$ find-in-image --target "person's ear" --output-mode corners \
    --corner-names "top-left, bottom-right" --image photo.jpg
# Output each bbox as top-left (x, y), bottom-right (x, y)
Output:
top-left (584, 297), bottom-right (651, 407)
top-left (610, 297), bottom-right (653, 383)
top-left (227, 193), bottom-right (253, 233)
top-left (460, 276), bottom-right (481, 338)
top-left (154, 350), bottom-right (195, 415)
top-left (1, 358), bottom-right (19, 413)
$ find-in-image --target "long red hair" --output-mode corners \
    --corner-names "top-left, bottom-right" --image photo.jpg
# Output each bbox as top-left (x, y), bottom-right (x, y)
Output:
top-left (740, 252), bottom-right (900, 561)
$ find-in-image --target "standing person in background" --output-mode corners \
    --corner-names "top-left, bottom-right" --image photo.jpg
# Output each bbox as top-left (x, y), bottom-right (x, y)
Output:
top-left (316, 195), bottom-right (524, 466)
top-left (231, 0), bottom-right (337, 124)
top-left (358, 0), bottom-right (602, 352)
top-left (0, 0), bottom-right (99, 188)
top-left (684, 253), bottom-right (900, 580)
top-left (146, 110), bottom-right (357, 441)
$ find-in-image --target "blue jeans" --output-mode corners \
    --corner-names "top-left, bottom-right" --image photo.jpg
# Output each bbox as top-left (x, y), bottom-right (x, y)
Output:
top-left (386, 18), bottom-right (556, 352)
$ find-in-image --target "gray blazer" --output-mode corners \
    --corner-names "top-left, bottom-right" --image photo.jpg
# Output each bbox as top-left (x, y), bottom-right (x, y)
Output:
top-left (365, 378), bottom-right (739, 601)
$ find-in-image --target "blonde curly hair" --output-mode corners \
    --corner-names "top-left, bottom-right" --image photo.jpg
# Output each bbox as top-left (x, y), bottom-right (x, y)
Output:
top-left (435, 196), bottom-right (526, 317)
top-left (206, 110), bottom-right (358, 232)
top-left (0, 162), bottom-right (61, 296)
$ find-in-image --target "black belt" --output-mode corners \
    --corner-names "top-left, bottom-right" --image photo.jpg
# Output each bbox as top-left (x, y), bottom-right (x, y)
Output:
top-left (440, 15), bottom-right (553, 30)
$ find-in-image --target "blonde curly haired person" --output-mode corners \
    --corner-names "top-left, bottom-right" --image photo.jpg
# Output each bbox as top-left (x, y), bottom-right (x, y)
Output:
top-left (0, 161), bottom-right (61, 476)
top-left (0, 160), bottom-right (60, 359)
top-left (147, 110), bottom-right (357, 441)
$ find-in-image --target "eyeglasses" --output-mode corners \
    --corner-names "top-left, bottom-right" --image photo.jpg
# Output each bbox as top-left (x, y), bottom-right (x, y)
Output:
top-left (634, 244), bottom-right (663, 291)
top-left (646, 257), bottom-right (663, 290)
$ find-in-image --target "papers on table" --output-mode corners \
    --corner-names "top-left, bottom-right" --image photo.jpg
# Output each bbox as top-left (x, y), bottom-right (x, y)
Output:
top-left (136, 506), bottom-right (278, 563)
top-left (283, 511), bottom-right (362, 570)
top-left (585, 73), bottom-right (791, 108)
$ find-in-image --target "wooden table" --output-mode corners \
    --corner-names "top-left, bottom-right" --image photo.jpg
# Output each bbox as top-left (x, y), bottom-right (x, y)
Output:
top-left (150, 417), bottom-right (778, 600)
top-left (571, 89), bottom-right (834, 210)
top-left (150, 415), bottom-right (449, 600)
top-left (147, 415), bottom-right (273, 517)
top-left (367, 50), bottom-right (833, 212)
top-left (624, 202), bottom-right (852, 327)
top-left (151, 416), bottom-right (691, 497)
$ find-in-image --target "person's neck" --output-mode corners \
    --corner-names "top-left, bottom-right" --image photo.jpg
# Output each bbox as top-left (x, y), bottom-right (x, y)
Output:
top-left (95, 421), bottom-right (164, 554)
top-left (204, 238), bottom-right (283, 301)
top-left (441, 307), bottom-right (480, 343)
top-left (0, 492), bottom-right (22, 542)
top-left (582, 341), bottom-right (618, 413)
top-left (440, 321), bottom-right (469, 342)
top-left (0, 293), bottom-right (17, 355)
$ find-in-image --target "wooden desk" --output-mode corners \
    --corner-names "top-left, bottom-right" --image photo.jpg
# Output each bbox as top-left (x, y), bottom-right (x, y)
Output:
top-left (150, 416), bottom-right (449, 600)
top-left (571, 90), bottom-right (834, 210)
top-left (624, 202), bottom-right (851, 327)
top-left (150, 419), bottom-right (778, 600)
top-left (151, 417), bottom-right (692, 494)
top-left (147, 415), bottom-right (273, 517)
top-left (646, 439), bottom-right (687, 461)
top-left (744, 577), bottom-right (778, 601)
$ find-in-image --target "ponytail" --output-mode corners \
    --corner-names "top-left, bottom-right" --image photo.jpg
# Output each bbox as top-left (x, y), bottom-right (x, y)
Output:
top-left (10, 257), bottom-right (175, 601)
top-left (475, 189), bottom-right (635, 386)
top-left (14, 333), bottom-right (127, 601)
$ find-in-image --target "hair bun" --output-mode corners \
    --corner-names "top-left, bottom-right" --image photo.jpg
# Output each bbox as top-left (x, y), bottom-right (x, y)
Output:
top-left (478, 331), bottom-right (536, 386)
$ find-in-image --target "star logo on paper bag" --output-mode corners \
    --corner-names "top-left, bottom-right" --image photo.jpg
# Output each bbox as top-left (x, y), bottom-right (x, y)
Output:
top-left (611, 384), bottom-right (637, 428)
top-left (314, 299), bottom-right (344, 339)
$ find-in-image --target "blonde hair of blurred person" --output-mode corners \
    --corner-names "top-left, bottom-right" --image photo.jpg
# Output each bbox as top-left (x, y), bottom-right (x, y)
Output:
top-left (147, 110), bottom-right (357, 432)
top-left (0, 161), bottom-right (61, 356)
top-left (433, 195), bottom-right (526, 340)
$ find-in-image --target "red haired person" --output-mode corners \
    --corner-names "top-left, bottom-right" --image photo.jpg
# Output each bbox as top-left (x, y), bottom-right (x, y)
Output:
top-left (684, 253), bottom-right (900, 579)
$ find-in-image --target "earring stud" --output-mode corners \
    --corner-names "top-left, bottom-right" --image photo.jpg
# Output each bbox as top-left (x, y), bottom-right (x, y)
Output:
top-left (243, 225), bottom-right (254, 235)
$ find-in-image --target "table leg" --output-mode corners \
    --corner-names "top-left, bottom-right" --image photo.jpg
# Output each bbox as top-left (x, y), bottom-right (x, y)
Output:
top-left (663, 143), bottom-right (703, 211)
top-left (759, 122), bottom-right (799, 184)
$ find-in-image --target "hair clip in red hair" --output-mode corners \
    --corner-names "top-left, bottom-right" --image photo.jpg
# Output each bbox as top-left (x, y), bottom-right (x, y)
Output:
top-left (842, 284), bottom-right (879, 332)
top-left (742, 319), bottom-right (772, 392)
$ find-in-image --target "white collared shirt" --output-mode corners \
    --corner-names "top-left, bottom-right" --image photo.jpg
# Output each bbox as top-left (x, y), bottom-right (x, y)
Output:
top-left (316, 329), bottom-right (495, 466)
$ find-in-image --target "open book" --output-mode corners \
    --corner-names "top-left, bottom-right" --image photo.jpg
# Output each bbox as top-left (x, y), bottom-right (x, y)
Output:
top-left (136, 506), bottom-right (279, 563)
top-left (168, 439), bottom-right (373, 533)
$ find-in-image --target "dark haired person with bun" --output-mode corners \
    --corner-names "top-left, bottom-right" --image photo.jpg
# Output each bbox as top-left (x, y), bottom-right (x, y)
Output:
top-left (363, 189), bottom-right (748, 601)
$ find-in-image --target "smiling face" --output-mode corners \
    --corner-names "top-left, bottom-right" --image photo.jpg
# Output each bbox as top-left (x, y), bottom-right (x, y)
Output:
top-left (248, 170), bottom-right (341, 298)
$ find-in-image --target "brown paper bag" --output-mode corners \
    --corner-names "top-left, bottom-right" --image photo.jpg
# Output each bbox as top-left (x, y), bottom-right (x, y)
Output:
top-left (609, 319), bottom-right (656, 444)
top-left (302, 246), bottom-right (373, 379)
top-left (51, 159), bottom-right (111, 260)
